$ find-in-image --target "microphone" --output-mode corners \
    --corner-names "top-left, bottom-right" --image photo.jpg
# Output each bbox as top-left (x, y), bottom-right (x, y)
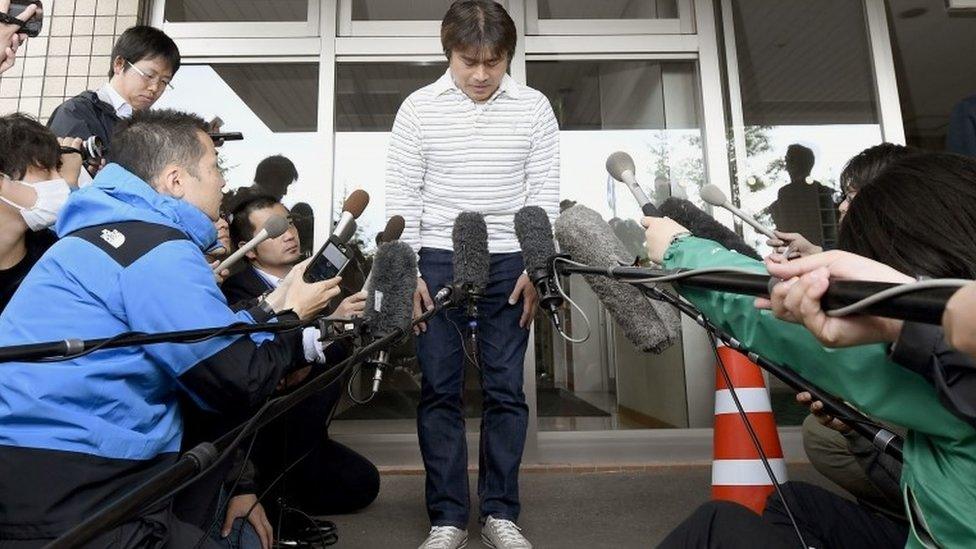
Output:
top-left (700, 184), bottom-right (776, 239)
top-left (332, 189), bottom-right (370, 244)
top-left (659, 197), bottom-right (762, 261)
top-left (363, 241), bottom-right (418, 393)
top-left (376, 215), bottom-right (406, 245)
top-left (649, 267), bottom-right (957, 326)
top-left (214, 215), bottom-right (290, 274)
top-left (452, 211), bottom-right (490, 304)
top-left (554, 204), bottom-right (681, 353)
top-left (606, 151), bottom-right (661, 217)
top-left (514, 206), bottom-right (564, 329)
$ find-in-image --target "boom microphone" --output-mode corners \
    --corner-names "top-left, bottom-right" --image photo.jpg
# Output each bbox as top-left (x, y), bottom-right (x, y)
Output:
top-left (606, 151), bottom-right (661, 217)
top-left (700, 184), bottom-right (776, 239)
top-left (214, 214), bottom-right (290, 274)
top-left (332, 189), bottom-right (370, 244)
top-left (554, 205), bottom-right (680, 353)
top-left (659, 197), bottom-right (761, 260)
top-left (514, 206), bottom-right (563, 329)
top-left (364, 241), bottom-right (418, 393)
top-left (452, 212), bottom-right (490, 299)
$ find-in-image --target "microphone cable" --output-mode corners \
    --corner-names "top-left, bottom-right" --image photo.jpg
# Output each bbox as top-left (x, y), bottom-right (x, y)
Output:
top-left (549, 257), bottom-right (592, 344)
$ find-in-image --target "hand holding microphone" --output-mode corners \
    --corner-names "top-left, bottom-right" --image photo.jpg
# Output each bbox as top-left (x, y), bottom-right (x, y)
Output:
top-left (264, 257), bottom-right (344, 320)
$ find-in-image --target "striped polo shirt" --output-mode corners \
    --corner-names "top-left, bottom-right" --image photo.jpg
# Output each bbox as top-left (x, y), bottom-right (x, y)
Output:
top-left (385, 69), bottom-right (560, 254)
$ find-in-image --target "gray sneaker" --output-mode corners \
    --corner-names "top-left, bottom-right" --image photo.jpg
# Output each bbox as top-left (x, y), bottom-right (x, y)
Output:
top-left (481, 516), bottom-right (532, 549)
top-left (418, 526), bottom-right (468, 549)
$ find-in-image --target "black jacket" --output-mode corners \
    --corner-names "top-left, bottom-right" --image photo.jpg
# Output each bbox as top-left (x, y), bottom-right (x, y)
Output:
top-left (47, 91), bottom-right (120, 146)
top-left (891, 321), bottom-right (976, 428)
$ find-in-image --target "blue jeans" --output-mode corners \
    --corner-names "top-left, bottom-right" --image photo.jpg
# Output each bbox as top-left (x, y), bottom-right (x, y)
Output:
top-left (416, 248), bottom-right (530, 528)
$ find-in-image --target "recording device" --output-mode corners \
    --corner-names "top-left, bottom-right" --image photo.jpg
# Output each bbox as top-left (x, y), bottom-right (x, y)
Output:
top-left (452, 212), bottom-right (490, 361)
top-left (700, 184), bottom-right (776, 239)
top-left (60, 136), bottom-right (105, 164)
top-left (213, 214), bottom-right (289, 274)
top-left (332, 189), bottom-right (369, 245)
top-left (364, 241), bottom-right (418, 394)
top-left (554, 204), bottom-right (680, 353)
top-left (5, 1), bottom-right (43, 38)
top-left (606, 151), bottom-right (661, 217)
top-left (513, 206), bottom-right (564, 329)
top-left (303, 238), bottom-right (352, 283)
top-left (659, 197), bottom-right (761, 260)
top-left (208, 132), bottom-right (244, 142)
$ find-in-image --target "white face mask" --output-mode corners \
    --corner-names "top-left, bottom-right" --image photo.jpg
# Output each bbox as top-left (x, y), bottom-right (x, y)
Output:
top-left (0, 175), bottom-right (71, 231)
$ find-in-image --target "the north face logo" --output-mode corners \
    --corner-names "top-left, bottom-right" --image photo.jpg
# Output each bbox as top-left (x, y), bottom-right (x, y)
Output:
top-left (100, 228), bottom-right (126, 249)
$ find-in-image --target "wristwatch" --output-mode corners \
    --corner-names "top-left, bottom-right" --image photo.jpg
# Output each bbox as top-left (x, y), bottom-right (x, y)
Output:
top-left (256, 291), bottom-right (276, 316)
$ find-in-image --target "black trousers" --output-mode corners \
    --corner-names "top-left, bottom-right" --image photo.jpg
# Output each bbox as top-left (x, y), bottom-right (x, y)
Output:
top-left (658, 481), bottom-right (909, 549)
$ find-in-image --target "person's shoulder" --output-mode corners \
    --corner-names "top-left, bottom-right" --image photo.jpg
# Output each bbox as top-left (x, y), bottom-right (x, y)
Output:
top-left (516, 82), bottom-right (548, 103)
top-left (54, 91), bottom-right (103, 115)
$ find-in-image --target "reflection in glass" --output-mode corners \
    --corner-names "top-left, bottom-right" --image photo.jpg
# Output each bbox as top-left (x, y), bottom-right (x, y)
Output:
top-left (726, 0), bottom-right (883, 424)
top-left (538, 0), bottom-right (677, 19)
top-left (164, 0), bottom-right (309, 22)
top-left (352, 0), bottom-right (458, 21)
top-left (528, 60), bottom-right (702, 431)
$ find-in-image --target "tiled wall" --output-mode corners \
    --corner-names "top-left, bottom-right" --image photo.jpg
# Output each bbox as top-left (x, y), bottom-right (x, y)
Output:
top-left (0, 0), bottom-right (141, 122)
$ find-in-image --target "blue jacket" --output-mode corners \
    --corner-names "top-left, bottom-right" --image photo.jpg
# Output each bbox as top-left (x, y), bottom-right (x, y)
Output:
top-left (0, 164), bottom-right (299, 539)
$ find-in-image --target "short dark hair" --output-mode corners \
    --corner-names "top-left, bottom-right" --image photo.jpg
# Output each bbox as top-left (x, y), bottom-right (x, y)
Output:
top-left (0, 113), bottom-right (60, 180)
top-left (109, 26), bottom-right (181, 79)
top-left (229, 194), bottom-right (282, 246)
top-left (839, 143), bottom-right (918, 194)
top-left (785, 144), bottom-right (815, 176)
top-left (839, 152), bottom-right (976, 279)
top-left (441, 0), bottom-right (517, 62)
top-left (254, 155), bottom-right (299, 189)
top-left (108, 109), bottom-right (210, 185)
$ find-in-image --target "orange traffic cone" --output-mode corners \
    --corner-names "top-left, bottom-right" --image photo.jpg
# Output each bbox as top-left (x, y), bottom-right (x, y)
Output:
top-left (711, 345), bottom-right (787, 514)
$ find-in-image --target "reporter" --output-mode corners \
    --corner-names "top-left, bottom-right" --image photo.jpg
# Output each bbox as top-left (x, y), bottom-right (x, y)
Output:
top-left (643, 215), bottom-right (976, 546)
top-left (0, 109), bottom-right (341, 546)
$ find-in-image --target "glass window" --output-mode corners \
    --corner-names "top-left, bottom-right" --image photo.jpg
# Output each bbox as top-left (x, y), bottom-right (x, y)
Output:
top-left (164, 0), bottom-right (310, 23)
top-left (154, 62), bottom-right (328, 260)
top-left (331, 62), bottom-right (449, 434)
top-left (538, 0), bottom-right (678, 20)
top-left (528, 59), bottom-right (704, 431)
top-left (724, 0), bottom-right (883, 425)
top-left (351, 0), bottom-right (458, 21)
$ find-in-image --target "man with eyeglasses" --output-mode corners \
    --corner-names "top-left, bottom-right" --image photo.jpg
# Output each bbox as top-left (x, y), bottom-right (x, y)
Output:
top-left (48, 25), bottom-right (180, 185)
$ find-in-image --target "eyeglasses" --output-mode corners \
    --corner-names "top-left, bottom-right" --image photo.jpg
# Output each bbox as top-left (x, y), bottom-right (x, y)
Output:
top-left (124, 59), bottom-right (174, 91)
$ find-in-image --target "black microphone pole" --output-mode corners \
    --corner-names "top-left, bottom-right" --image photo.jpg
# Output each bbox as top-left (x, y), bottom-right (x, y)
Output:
top-left (636, 283), bottom-right (903, 461)
top-left (46, 304), bottom-right (443, 549)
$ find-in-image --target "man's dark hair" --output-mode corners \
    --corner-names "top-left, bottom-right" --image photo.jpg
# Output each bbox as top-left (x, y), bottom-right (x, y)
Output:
top-left (839, 152), bottom-right (976, 279)
top-left (0, 113), bottom-right (60, 180)
top-left (785, 144), bottom-right (815, 177)
top-left (254, 155), bottom-right (299, 199)
top-left (108, 109), bottom-right (209, 185)
top-left (229, 194), bottom-right (282, 246)
top-left (441, 0), bottom-right (517, 62)
top-left (839, 143), bottom-right (918, 194)
top-left (109, 25), bottom-right (181, 79)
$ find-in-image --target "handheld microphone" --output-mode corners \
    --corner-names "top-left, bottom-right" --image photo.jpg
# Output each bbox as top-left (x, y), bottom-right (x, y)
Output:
top-left (606, 151), bottom-right (661, 217)
top-left (659, 197), bottom-right (762, 261)
top-left (700, 184), bottom-right (776, 239)
top-left (376, 215), bottom-right (406, 245)
top-left (364, 241), bottom-right (418, 394)
top-left (214, 215), bottom-right (290, 274)
top-left (332, 189), bottom-right (370, 245)
top-left (514, 206), bottom-right (564, 329)
top-left (554, 205), bottom-right (680, 353)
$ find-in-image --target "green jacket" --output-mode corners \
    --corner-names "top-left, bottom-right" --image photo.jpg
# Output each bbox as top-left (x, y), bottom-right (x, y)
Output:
top-left (663, 237), bottom-right (976, 548)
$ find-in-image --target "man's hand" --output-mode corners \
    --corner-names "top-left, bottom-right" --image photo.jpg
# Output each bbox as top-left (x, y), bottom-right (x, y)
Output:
top-left (757, 251), bottom-right (912, 347)
top-left (221, 494), bottom-right (273, 549)
top-left (796, 391), bottom-right (851, 434)
top-left (944, 282), bottom-right (976, 359)
top-left (641, 216), bottom-right (689, 263)
top-left (277, 258), bottom-right (342, 320)
top-left (413, 277), bottom-right (434, 335)
top-left (57, 137), bottom-right (85, 188)
top-left (766, 230), bottom-right (821, 258)
top-left (208, 259), bottom-right (230, 286)
top-left (509, 272), bottom-right (538, 329)
top-left (0, 0), bottom-right (37, 75)
top-left (334, 290), bottom-right (367, 320)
